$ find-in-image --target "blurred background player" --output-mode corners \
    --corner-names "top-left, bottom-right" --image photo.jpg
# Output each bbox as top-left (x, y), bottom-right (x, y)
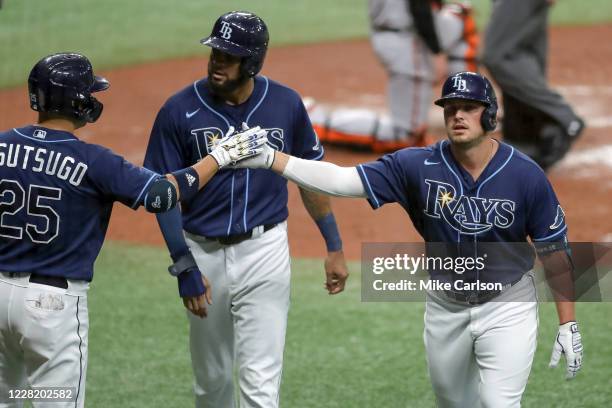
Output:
top-left (0, 52), bottom-right (266, 407)
top-left (366, 0), bottom-right (479, 152)
top-left (144, 11), bottom-right (348, 408)
top-left (481, 0), bottom-right (585, 170)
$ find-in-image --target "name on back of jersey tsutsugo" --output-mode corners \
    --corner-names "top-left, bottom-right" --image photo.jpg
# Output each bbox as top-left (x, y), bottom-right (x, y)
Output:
top-left (0, 143), bottom-right (88, 186)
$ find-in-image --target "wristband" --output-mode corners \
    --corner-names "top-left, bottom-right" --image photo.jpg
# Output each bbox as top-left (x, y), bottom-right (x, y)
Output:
top-left (171, 167), bottom-right (199, 203)
top-left (168, 250), bottom-right (198, 277)
top-left (316, 213), bottom-right (342, 252)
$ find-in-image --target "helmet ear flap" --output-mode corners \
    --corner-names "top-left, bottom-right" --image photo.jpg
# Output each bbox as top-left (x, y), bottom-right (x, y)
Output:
top-left (240, 56), bottom-right (256, 78)
top-left (81, 96), bottom-right (104, 123)
top-left (481, 103), bottom-right (498, 132)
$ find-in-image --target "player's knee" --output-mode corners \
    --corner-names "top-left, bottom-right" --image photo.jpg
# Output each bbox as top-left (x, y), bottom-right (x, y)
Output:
top-left (144, 177), bottom-right (178, 213)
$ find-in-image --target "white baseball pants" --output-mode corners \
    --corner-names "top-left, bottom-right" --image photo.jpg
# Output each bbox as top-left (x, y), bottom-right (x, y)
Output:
top-left (370, 31), bottom-right (434, 136)
top-left (0, 273), bottom-right (89, 408)
top-left (185, 221), bottom-right (291, 408)
top-left (424, 272), bottom-right (538, 408)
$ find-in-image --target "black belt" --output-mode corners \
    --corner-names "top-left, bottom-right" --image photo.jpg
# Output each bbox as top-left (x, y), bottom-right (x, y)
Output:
top-left (373, 27), bottom-right (406, 33)
top-left (443, 277), bottom-right (522, 305)
top-left (30, 273), bottom-right (68, 289)
top-left (207, 223), bottom-right (277, 246)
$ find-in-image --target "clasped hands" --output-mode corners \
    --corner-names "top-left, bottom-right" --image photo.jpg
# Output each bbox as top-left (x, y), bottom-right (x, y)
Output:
top-left (209, 123), bottom-right (275, 170)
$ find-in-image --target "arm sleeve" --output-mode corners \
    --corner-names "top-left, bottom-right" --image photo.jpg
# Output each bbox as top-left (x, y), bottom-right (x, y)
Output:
top-left (526, 171), bottom-right (568, 243)
top-left (290, 96), bottom-right (324, 161)
top-left (157, 208), bottom-right (206, 298)
top-left (156, 207), bottom-right (190, 260)
top-left (282, 157), bottom-right (366, 198)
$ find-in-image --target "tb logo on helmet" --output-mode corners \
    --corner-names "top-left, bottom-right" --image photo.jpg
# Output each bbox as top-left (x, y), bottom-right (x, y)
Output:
top-left (220, 21), bottom-right (232, 39)
top-left (452, 74), bottom-right (469, 92)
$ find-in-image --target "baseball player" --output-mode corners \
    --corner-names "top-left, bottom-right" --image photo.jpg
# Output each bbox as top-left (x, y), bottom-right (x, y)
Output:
top-left (243, 72), bottom-right (583, 407)
top-left (0, 52), bottom-right (265, 407)
top-left (143, 11), bottom-right (349, 408)
top-left (481, 0), bottom-right (585, 170)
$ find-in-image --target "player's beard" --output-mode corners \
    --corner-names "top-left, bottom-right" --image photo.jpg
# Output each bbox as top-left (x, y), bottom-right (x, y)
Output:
top-left (207, 70), bottom-right (250, 97)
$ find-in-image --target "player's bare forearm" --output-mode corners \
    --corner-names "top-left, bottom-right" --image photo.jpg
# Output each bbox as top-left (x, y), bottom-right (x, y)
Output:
top-left (299, 188), bottom-right (349, 294)
top-left (191, 155), bottom-right (221, 189)
top-left (541, 251), bottom-right (576, 323)
top-left (299, 187), bottom-right (332, 220)
top-left (270, 151), bottom-right (289, 174)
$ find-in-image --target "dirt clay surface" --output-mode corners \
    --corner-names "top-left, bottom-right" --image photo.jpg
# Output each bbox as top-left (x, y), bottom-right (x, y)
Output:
top-left (1, 24), bottom-right (611, 260)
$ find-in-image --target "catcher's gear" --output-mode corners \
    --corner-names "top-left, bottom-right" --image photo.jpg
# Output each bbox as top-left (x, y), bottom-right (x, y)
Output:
top-left (28, 52), bottom-right (109, 123)
top-left (549, 321), bottom-right (583, 379)
top-left (201, 11), bottom-right (269, 77)
top-left (435, 71), bottom-right (498, 132)
top-left (209, 125), bottom-right (268, 168)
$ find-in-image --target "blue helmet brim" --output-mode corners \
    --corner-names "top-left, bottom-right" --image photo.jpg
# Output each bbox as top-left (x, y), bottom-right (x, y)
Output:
top-left (434, 93), bottom-right (491, 107)
top-left (91, 75), bottom-right (109, 92)
top-left (200, 36), bottom-right (252, 57)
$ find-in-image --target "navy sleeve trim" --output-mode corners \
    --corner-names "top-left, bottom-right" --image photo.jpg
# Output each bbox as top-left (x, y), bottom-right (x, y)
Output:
top-left (357, 164), bottom-right (381, 209)
top-left (131, 173), bottom-right (159, 209)
top-left (532, 225), bottom-right (568, 242)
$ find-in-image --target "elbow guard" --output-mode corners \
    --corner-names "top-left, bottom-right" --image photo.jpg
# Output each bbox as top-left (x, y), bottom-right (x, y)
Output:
top-left (144, 177), bottom-right (178, 213)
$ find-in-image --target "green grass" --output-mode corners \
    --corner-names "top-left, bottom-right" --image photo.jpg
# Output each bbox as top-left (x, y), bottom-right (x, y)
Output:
top-left (86, 241), bottom-right (612, 407)
top-left (1, 0), bottom-right (611, 89)
top-left (0, 0), bottom-right (369, 89)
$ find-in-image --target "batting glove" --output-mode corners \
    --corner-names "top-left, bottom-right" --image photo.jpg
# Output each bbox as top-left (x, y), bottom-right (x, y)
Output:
top-left (549, 321), bottom-right (583, 379)
top-left (231, 122), bottom-right (276, 169)
top-left (209, 126), bottom-right (268, 168)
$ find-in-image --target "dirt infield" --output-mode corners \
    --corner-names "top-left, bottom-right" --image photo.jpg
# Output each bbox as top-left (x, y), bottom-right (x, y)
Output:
top-left (1, 25), bottom-right (611, 260)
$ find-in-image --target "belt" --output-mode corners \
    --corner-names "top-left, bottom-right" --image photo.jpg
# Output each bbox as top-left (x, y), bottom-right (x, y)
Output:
top-left (207, 223), bottom-right (277, 246)
top-left (443, 277), bottom-right (522, 305)
top-left (5, 272), bottom-right (69, 289)
top-left (30, 273), bottom-right (68, 289)
top-left (373, 27), bottom-right (406, 33)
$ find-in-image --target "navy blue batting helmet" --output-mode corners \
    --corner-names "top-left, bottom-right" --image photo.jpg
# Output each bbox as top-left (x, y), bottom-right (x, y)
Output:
top-left (435, 72), bottom-right (498, 132)
top-left (28, 53), bottom-right (109, 123)
top-left (200, 11), bottom-right (269, 77)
